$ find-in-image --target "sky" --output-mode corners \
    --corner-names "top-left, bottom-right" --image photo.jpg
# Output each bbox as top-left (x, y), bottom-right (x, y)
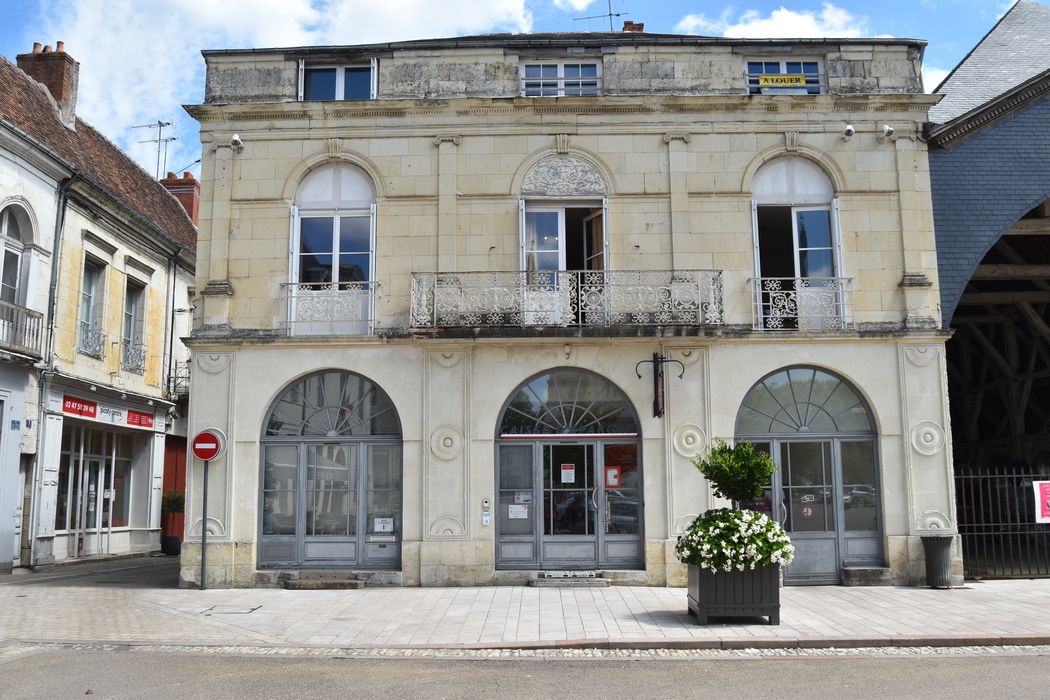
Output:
top-left (0, 0), bottom-right (1022, 180)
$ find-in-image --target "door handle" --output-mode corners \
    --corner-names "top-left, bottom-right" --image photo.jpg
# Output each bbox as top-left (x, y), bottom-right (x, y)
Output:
top-left (779, 499), bottom-right (788, 526)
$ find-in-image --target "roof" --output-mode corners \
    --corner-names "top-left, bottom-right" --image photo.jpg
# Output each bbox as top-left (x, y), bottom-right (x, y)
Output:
top-left (930, 0), bottom-right (1050, 124)
top-left (201, 31), bottom-right (925, 57)
top-left (0, 54), bottom-right (197, 250)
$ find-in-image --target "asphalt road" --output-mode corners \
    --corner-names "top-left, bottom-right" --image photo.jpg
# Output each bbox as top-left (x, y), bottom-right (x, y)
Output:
top-left (2, 649), bottom-right (1049, 700)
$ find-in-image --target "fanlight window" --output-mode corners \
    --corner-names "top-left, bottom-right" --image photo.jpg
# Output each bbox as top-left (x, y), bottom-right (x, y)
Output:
top-left (735, 367), bottom-right (872, 435)
top-left (499, 369), bottom-right (638, 435)
top-left (264, 370), bottom-right (399, 437)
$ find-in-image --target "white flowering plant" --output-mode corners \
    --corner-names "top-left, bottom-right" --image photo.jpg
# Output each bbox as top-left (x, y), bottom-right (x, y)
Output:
top-left (675, 507), bottom-right (794, 571)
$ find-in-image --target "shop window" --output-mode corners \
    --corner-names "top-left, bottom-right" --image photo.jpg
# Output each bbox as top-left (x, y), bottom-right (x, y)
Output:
top-left (521, 62), bottom-right (601, 96)
top-left (122, 280), bottom-right (146, 372)
top-left (78, 258), bottom-right (107, 357)
top-left (747, 59), bottom-right (822, 95)
top-left (300, 60), bottom-right (377, 100)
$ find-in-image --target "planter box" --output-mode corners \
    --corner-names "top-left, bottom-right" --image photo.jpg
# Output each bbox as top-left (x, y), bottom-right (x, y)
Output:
top-left (687, 564), bottom-right (780, 625)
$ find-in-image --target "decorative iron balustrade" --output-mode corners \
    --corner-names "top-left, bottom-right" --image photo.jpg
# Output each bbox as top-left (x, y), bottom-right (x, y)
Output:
top-left (750, 277), bottom-right (854, 331)
top-left (285, 281), bottom-right (379, 336)
top-left (0, 299), bottom-right (44, 357)
top-left (77, 322), bottom-right (107, 357)
top-left (411, 270), bottom-right (724, 328)
top-left (169, 359), bottom-right (190, 397)
top-left (121, 342), bottom-right (146, 373)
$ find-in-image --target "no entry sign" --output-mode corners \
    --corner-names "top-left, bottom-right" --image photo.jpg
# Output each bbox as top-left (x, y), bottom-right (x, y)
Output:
top-left (191, 428), bottom-right (227, 461)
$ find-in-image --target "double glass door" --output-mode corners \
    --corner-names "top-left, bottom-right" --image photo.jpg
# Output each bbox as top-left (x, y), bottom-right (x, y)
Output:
top-left (744, 439), bottom-right (881, 584)
top-left (259, 441), bottom-right (401, 569)
top-left (496, 441), bottom-right (643, 570)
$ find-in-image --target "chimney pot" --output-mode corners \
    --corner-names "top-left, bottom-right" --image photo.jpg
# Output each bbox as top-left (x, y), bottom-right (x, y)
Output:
top-left (183, 172), bottom-right (195, 180)
top-left (166, 172), bottom-right (176, 179)
top-left (42, 44), bottom-right (51, 53)
top-left (56, 41), bottom-right (65, 52)
top-left (32, 42), bottom-right (41, 53)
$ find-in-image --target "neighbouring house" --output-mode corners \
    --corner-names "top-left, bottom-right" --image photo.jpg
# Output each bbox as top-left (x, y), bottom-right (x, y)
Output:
top-left (182, 25), bottom-right (956, 588)
top-left (0, 42), bottom-right (196, 571)
top-left (927, 0), bottom-right (1050, 580)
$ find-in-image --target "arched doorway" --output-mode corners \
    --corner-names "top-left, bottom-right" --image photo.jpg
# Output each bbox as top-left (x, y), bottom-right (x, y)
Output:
top-left (495, 368), bottom-right (643, 570)
top-left (258, 370), bottom-right (402, 569)
top-left (735, 366), bottom-right (881, 584)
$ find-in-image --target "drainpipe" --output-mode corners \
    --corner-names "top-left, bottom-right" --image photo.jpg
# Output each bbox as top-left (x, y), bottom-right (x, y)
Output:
top-left (162, 253), bottom-right (176, 399)
top-left (27, 173), bottom-right (78, 567)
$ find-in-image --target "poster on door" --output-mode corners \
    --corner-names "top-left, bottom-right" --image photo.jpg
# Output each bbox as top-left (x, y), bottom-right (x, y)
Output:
top-left (560, 463), bottom-right (575, 484)
top-left (1035, 481), bottom-right (1050, 524)
top-left (605, 465), bottom-right (622, 489)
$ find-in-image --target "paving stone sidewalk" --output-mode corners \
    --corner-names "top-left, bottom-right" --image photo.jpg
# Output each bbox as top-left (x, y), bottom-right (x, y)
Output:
top-left (2, 558), bottom-right (1048, 650)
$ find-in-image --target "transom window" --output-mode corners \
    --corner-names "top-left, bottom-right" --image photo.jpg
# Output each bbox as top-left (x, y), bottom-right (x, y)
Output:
top-left (499, 368), bottom-right (638, 436)
top-left (521, 62), bottom-right (601, 96)
top-left (301, 62), bottom-right (375, 101)
top-left (736, 367), bottom-right (873, 435)
top-left (747, 59), bottom-right (822, 95)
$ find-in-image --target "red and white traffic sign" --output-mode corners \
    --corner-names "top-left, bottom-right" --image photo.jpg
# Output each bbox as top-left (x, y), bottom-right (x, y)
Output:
top-left (191, 428), bottom-right (227, 461)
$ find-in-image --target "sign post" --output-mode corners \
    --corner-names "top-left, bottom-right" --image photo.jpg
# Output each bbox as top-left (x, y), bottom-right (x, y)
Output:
top-left (191, 428), bottom-right (227, 590)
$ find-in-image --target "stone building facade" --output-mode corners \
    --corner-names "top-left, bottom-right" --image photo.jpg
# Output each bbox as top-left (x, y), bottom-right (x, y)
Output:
top-left (183, 31), bottom-right (957, 588)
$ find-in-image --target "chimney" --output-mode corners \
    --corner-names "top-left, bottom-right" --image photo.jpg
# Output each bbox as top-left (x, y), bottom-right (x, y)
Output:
top-left (160, 172), bottom-right (201, 226)
top-left (622, 20), bottom-right (644, 32)
top-left (17, 40), bottom-right (79, 127)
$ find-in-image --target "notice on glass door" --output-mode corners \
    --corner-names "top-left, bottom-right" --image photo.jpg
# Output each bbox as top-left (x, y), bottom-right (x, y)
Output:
top-left (560, 464), bottom-right (576, 484)
top-left (508, 504), bottom-right (529, 519)
top-left (1036, 481), bottom-right (1050, 524)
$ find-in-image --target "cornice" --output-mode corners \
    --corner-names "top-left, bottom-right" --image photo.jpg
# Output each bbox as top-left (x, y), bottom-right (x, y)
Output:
top-left (927, 69), bottom-right (1050, 148)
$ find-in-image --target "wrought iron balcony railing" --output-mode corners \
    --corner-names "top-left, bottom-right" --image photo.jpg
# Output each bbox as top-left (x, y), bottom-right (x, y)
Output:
top-left (0, 299), bottom-right (44, 357)
top-left (77, 322), bottom-right (107, 357)
top-left (411, 270), bottom-right (724, 328)
top-left (284, 281), bottom-right (379, 336)
top-left (750, 277), bottom-right (854, 331)
top-left (169, 359), bottom-right (190, 397)
top-left (121, 341), bottom-right (146, 373)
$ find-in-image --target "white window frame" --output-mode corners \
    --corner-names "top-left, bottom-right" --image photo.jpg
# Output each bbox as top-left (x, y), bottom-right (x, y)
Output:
top-left (78, 257), bottom-right (107, 357)
top-left (745, 57), bottom-right (823, 95)
top-left (520, 61), bottom-right (602, 97)
top-left (298, 58), bottom-right (378, 101)
top-left (751, 200), bottom-right (842, 280)
top-left (122, 279), bottom-right (146, 371)
top-left (0, 207), bottom-right (25, 305)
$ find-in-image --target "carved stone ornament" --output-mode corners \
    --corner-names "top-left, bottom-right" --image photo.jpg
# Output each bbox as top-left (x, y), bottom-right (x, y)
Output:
top-left (196, 353), bottom-right (232, 375)
top-left (911, 420), bottom-right (946, 456)
top-left (675, 514), bottom-right (699, 535)
top-left (431, 351), bottom-right (463, 368)
top-left (904, 346), bottom-right (940, 367)
top-left (916, 509), bottom-right (953, 532)
top-left (429, 515), bottom-right (466, 537)
top-left (522, 156), bottom-right (606, 197)
top-left (672, 424), bottom-right (707, 458)
top-left (673, 348), bottom-right (704, 367)
top-left (430, 425), bottom-right (463, 461)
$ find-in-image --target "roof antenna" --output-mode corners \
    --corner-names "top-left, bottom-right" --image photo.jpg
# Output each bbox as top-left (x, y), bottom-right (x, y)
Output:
top-left (133, 120), bottom-right (176, 179)
top-left (573, 0), bottom-right (626, 31)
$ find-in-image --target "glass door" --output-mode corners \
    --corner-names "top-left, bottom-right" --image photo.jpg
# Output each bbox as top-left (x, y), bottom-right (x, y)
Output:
top-left (770, 441), bottom-right (840, 584)
top-left (303, 443), bottom-right (356, 563)
top-left (600, 444), bottom-right (643, 567)
top-left (523, 210), bottom-right (566, 325)
top-left (541, 444), bottom-right (598, 567)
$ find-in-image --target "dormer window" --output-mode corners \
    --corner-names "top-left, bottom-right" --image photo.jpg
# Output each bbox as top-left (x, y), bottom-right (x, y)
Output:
top-left (298, 59), bottom-right (378, 101)
top-left (747, 59), bottom-right (822, 95)
top-left (521, 62), bottom-right (600, 96)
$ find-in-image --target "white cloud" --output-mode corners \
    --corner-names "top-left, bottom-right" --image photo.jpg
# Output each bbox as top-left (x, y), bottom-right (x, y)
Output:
top-left (677, 3), bottom-right (871, 39)
top-left (27, 0), bottom-right (532, 178)
top-left (552, 0), bottom-right (595, 11)
top-left (922, 65), bottom-right (950, 93)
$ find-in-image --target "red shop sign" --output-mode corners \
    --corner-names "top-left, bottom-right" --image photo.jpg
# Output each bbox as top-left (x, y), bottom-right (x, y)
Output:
top-left (127, 409), bottom-right (155, 428)
top-left (62, 395), bottom-right (97, 418)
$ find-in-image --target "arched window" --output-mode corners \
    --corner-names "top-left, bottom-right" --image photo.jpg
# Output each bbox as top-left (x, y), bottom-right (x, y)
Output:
top-left (259, 370), bottom-right (402, 569)
top-left (498, 368), bottom-right (639, 436)
top-left (751, 156), bottom-right (845, 330)
top-left (289, 164), bottom-right (377, 334)
top-left (0, 205), bottom-right (28, 304)
top-left (735, 366), bottom-right (873, 435)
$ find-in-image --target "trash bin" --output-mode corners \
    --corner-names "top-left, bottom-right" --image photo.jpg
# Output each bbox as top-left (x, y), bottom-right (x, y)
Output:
top-left (921, 535), bottom-right (954, 588)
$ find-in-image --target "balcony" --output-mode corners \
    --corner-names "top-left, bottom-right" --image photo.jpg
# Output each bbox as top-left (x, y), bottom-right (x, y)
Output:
top-left (284, 281), bottom-right (379, 336)
top-left (169, 359), bottom-right (190, 398)
top-left (121, 342), bottom-right (146, 373)
top-left (0, 299), bottom-right (44, 357)
top-left (411, 270), bottom-right (724, 329)
top-left (750, 277), bottom-right (854, 331)
top-left (77, 322), bottom-right (107, 357)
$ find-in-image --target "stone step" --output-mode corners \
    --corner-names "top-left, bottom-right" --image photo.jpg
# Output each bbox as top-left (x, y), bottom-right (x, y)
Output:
top-left (293, 569), bottom-right (362, 581)
top-left (841, 566), bottom-right (895, 586)
top-left (284, 578), bottom-right (366, 590)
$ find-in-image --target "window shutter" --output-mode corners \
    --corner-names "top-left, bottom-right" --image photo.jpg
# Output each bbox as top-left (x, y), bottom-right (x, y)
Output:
top-left (518, 198), bottom-right (526, 270)
top-left (602, 197), bottom-right (609, 270)
top-left (288, 203), bottom-right (299, 328)
top-left (750, 199), bottom-right (761, 279)
top-left (297, 59), bottom-right (305, 101)
top-left (370, 57), bottom-right (379, 99)
top-left (832, 198), bottom-right (843, 278)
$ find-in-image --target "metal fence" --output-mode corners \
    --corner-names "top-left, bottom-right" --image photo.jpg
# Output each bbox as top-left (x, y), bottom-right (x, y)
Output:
top-left (0, 299), bottom-right (44, 356)
top-left (955, 464), bottom-right (1050, 578)
top-left (749, 277), bottom-right (854, 331)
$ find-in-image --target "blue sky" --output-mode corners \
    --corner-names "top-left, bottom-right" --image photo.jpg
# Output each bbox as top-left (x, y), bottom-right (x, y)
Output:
top-left (0, 0), bottom-right (1020, 178)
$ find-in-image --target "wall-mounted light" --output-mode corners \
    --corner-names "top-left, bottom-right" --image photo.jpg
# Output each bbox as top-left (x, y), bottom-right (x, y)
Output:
top-left (841, 124), bottom-right (855, 141)
top-left (879, 124), bottom-right (895, 142)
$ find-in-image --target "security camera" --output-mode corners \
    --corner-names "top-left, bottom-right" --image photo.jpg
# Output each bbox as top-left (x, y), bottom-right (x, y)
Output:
top-left (880, 124), bottom-right (895, 140)
top-left (841, 124), bottom-right (855, 140)
top-left (230, 134), bottom-right (243, 148)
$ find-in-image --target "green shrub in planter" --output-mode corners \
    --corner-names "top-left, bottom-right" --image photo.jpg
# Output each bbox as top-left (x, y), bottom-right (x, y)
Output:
top-left (696, 440), bottom-right (777, 504)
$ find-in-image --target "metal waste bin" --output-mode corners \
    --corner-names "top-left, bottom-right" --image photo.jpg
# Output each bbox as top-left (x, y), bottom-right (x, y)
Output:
top-left (921, 535), bottom-right (954, 588)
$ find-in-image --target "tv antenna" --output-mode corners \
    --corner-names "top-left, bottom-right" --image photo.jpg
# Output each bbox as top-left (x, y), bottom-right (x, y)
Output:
top-left (573, 0), bottom-right (626, 31)
top-left (133, 120), bottom-right (177, 179)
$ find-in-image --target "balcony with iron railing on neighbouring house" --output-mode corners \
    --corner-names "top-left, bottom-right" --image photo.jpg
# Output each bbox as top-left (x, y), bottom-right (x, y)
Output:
top-left (0, 299), bottom-right (44, 357)
top-left (750, 277), bottom-right (854, 331)
top-left (169, 359), bottom-right (190, 398)
top-left (121, 341), bottom-right (146, 373)
top-left (410, 270), bottom-right (724, 330)
top-left (284, 281), bottom-right (379, 336)
top-left (77, 322), bottom-right (107, 357)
